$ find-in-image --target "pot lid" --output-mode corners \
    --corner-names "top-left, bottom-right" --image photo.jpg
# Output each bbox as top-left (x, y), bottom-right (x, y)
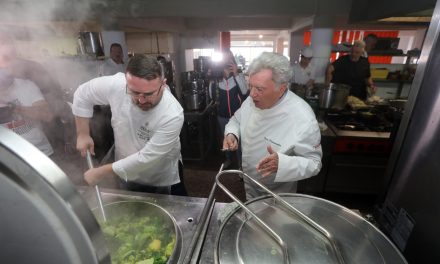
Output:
top-left (215, 194), bottom-right (407, 264)
top-left (0, 127), bottom-right (109, 263)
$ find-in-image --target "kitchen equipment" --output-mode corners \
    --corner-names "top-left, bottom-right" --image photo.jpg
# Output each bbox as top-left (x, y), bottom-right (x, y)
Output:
top-left (213, 169), bottom-right (407, 263)
top-left (183, 90), bottom-right (205, 111)
top-left (319, 83), bottom-right (351, 110)
top-left (193, 56), bottom-right (211, 75)
top-left (78, 32), bottom-right (104, 57)
top-left (86, 150), bottom-right (107, 222)
top-left (388, 99), bottom-right (407, 110)
top-left (182, 72), bottom-right (206, 111)
top-left (0, 127), bottom-right (110, 263)
top-left (91, 200), bottom-right (180, 264)
top-left (290, 83), bottom-right (308, 98)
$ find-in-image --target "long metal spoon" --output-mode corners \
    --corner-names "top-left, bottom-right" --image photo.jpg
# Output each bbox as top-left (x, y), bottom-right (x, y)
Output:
top-left (86, 150), bottom-right (107, 222)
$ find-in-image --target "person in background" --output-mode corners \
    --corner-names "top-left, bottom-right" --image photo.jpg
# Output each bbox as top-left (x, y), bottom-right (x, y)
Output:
top-left (223, 52), bottom-right (322, 199)
top-left (0, 31), bottom-right (69, 150)
top-left (212, 49), bottom-right (248, 168)
top-left (363, 33), bottom-right (378, 58)
top-left (99, 43), bottom-right (125, 76)
top-left (291, 46), bottom-right (315, 88)
top-left (73, 54), bottom-right (187, 196)
top-left (326, 40), bottom-right (376, 100)
top-left (0, 69), bottom-right (54, 156)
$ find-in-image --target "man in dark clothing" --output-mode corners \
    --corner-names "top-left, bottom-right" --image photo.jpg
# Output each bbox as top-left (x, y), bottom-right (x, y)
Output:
top-left (326, 40), bottom-right (376, 100)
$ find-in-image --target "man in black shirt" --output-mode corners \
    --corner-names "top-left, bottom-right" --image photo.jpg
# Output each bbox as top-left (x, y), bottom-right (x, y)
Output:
top-left (326, 40), bottom-right (376, 100)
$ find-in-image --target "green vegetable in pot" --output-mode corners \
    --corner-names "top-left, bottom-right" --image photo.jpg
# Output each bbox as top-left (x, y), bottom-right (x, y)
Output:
top-left (98, 203), bottom-right (176, 264)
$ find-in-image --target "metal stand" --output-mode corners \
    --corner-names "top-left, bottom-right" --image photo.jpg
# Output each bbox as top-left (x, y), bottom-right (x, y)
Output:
top-left (214, 168), bottom-right (345, 264)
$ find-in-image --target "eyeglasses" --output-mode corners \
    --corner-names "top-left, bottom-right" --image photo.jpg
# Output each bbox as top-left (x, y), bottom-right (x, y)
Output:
top-left (126, 83), bottom-right (163, 99)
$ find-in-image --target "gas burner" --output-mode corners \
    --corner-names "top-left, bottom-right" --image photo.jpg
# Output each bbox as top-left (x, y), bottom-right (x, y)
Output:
top-left (325, 110), bottom-right (393, 133)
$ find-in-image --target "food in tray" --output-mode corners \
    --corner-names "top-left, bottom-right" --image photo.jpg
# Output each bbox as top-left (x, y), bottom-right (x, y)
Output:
top-left (347, 95), bottom-right (367, 108)
top-left (98, 203), bottom-right (176, 264)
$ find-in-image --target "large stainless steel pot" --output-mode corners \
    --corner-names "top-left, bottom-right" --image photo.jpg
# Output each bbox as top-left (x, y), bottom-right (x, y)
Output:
top-left (213, 170), bottom-right (407, 264)
top-left (78, 32), bottom-right (104, 57)
top-left (319, 83), bottom-right (351, 110)
top-left (92, 201), bottom-right (181, 264)
top-left (183, 90), bottom-right (205, 111)
top-left (0, 127), bottom-right (109, 263)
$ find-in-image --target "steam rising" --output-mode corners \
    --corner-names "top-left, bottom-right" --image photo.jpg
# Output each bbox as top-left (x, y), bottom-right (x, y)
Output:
top-left (0, 0), bottom-right (118, 184)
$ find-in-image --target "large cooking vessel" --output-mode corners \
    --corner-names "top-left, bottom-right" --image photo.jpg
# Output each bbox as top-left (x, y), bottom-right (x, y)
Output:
top-left (182, 73), bottom-right (206, 111)
top-left (213, 170), bottom-right (407, 264)
top-left (183, 91), bottom-right (205, 111)
top-left (0, 127), bottom-right (109, 263)
top-left (92, 201), bottom-right (182, 263)
top-left (319, 83), bottom-right (351, 110)
top-left (78, 32), bottom-right (104, 57)
top-left (0, 127), bottom-right (205, 263)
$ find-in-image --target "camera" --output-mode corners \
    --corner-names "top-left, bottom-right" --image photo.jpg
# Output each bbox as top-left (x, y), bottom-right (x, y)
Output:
top-left (209, 60), bottom-right (226, 80)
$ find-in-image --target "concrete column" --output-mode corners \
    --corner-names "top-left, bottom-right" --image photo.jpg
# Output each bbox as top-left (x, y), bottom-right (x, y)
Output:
top-left (310, 23), bottom-right (334, 83)
top-left (220, 32), bottom-right (231, 50)
top-left (289, 29), bottom-right (305, 64)
top-left (275, 37), bottom-right (284, 54)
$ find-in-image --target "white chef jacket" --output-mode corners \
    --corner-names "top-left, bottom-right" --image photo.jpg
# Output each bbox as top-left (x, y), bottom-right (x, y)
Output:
top-left (98, 59), bottom-right (125, 77)
top-left (225, 90), bottom-right (322, 199)
top-left (72, 72), bottom-right (183, 186)
top-left (291, 63), bottom-right (316, 85)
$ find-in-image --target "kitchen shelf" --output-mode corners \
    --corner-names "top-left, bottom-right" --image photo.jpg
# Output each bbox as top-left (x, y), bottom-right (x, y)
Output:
top-left (373, 79), bottom-right (413, 84)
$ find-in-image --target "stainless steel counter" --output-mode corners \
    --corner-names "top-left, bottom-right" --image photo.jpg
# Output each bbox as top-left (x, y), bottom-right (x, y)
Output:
top-left (326, 121), bottom-right (391, 139)
top-left (78, 186), bottom-right (226, 263)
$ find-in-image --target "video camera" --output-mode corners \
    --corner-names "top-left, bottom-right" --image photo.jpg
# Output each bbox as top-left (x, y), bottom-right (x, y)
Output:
top-left (209, 60), bottom-right (227, 80)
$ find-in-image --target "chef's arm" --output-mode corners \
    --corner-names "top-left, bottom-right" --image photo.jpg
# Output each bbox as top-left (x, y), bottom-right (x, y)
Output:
top-left (366, 76), bottom-right (376, 93)
top-left (325, 64), bottom-right (334, 85)
top-left (14, 100), bottom-right (54, 122)
top-left (84, 164), bottom-right (117, 186)
top-left (275, 123), bottom-right (322, 182)
top-left (75, 116), bottom-right (95, 156)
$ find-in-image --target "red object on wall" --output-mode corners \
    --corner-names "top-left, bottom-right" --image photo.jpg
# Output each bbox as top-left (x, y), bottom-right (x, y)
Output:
top-left (220, 32), bottom-right (231, 50)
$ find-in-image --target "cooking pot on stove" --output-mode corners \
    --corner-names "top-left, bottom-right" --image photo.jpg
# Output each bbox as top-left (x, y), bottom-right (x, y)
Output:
top-left (319, 83), bottom-right (351, 110)
top-left (213, 169), bottom-right (407, 264)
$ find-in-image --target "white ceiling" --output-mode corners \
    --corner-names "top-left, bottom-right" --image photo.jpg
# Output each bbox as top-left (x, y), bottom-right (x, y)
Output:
top-left (0, 0), bottom-right (434, 40)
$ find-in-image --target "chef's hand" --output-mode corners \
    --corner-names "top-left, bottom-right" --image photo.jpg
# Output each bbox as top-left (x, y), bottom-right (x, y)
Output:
top-left (369, 84), bottom-right (377, 94)
top-left (84, 164), bottom-right (113, 186)
top-left (256, 145), bottom-right (279, 177)
top-left (76, 133), bottom-right (95, 157)
top-left (223, 133), bottom-right (238, 151)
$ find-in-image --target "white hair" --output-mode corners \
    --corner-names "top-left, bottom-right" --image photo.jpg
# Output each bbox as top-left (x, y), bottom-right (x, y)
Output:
top-left (247, 52), bottom-right (292, 89)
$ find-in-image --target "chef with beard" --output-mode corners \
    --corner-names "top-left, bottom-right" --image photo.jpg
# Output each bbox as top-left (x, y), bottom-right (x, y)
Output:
top-left (72, 54), bottom-right (187, 195)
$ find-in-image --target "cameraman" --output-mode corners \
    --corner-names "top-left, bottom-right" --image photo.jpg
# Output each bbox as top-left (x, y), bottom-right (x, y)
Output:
top-left (210, 49), bottom-right (248, 168)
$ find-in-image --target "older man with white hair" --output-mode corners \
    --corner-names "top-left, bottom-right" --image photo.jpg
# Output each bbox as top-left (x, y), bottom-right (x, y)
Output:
top-left (223, 52), bottom-right (322, 199)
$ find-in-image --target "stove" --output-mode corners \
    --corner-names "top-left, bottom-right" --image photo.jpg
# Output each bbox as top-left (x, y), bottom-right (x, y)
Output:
top-left (324, 109), bottom-right (394, 155)
top-left (322, 109), bottom-right (394, 195)
top-left (325, 110), bottom-right (393, 139)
